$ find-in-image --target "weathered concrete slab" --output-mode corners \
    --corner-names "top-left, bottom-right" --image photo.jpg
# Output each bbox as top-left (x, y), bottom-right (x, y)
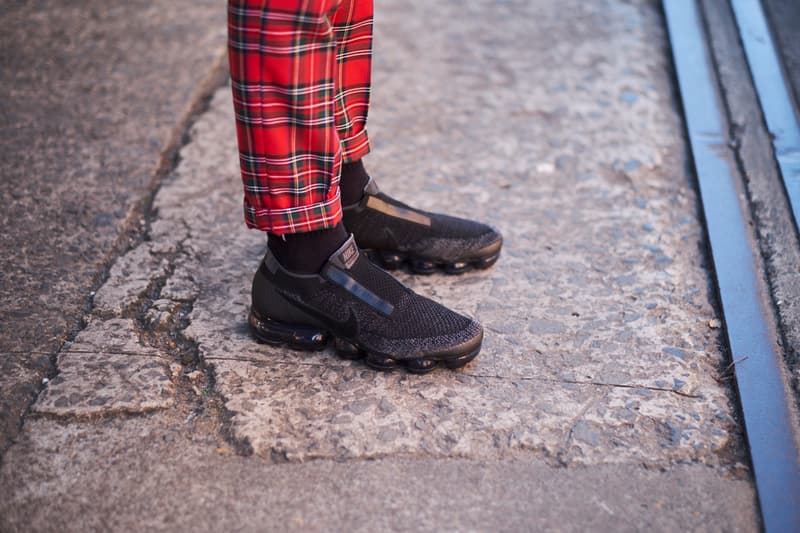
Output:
top-left (212, 361), bottom-right (730, 464)
top-left (0, 416), bottom-right (758, 533)
top-left (92, 243), bottom-right (172, 317)
top-left (0, 0), bottom-right (226, 453)
top-left (34, 319), bottom-right (174, 416)
top-left (100, 0), bottom-right (744, 467)
top-left (0, 1), bottom-right (762, 529)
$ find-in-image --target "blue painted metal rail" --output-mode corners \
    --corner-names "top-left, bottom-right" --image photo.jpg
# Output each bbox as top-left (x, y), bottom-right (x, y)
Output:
top-left (663, 1), bottom-right (800, 531)
top-left (731, 0), bottom-right (800, 239)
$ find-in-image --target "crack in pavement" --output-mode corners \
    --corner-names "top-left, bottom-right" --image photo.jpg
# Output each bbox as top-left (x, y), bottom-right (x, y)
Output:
top-left (20, 0), bottom-right (746, 469)
top-left (202, 355), bottom-right (703, 398)
top-left (22, 50), bottom-right (232, 425)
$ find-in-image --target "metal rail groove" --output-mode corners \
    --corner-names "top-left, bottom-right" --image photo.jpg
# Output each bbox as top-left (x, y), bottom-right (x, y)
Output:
top-left (663, 1), bottom-right (800, 531)
top-left (731, 0), bottom-right (800, 238)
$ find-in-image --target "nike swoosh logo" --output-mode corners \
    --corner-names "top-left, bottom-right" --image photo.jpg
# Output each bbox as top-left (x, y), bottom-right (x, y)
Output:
top-left (276, 290), bottom-right (359, 340)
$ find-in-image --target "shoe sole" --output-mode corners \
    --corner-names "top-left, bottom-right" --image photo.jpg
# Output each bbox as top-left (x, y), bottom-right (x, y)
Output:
top-left (248, 308), bottom-right (480, 374)
top-left (366, 239), bottom-right (503, 275)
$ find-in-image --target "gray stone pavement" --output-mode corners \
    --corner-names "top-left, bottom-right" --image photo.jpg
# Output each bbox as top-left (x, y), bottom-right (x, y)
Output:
top-left (1, 0), bottom-right (761, 531)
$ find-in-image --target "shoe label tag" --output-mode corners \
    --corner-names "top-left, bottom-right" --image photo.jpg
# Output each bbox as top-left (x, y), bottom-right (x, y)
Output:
top-left (329, 235), bottom-right (359, 270)
top-left (366, 196), bottom-right (432, 226)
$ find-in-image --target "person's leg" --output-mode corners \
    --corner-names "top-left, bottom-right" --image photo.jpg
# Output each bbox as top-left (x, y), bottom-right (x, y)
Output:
top-left (325, 3), bottom-right (503, 275)
top-left (229, 0), bottom-right (484, 372)
top-left (331, 0), bottom-right (373, 166)
top-left (228, 0), bottom-right (348, 273)
top-left (329, 0), bottom-right (375, 205)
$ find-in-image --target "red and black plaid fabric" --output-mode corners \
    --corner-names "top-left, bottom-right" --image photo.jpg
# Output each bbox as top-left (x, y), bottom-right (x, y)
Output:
top-left (228, 0), bottom-right (373, 235)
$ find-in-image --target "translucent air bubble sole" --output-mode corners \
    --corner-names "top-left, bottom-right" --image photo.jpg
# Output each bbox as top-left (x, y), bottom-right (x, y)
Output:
top-left (248, 308), bottom-right (480, 374)
top-left (367, 250), bottom-right (500, 275)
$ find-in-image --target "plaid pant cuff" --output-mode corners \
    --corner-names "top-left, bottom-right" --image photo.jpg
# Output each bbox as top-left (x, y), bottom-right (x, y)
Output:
top-left (243, 192), bottom-right (343, 236)
top-left (340, 129), bottom-right (371, 163)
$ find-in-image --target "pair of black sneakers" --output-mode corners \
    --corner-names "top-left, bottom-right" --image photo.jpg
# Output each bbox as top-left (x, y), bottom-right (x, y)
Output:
top-left (249, 179), bottom-right (503, 374)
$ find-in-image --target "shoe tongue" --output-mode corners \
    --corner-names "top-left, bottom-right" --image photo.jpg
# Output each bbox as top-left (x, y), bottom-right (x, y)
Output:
top-left (327, 234), bottom-right (360, 270)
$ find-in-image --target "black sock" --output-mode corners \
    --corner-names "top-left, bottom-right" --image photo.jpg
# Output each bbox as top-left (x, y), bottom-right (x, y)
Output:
top-left (268, 223), bottom-right (348, 274)
top-left (340, 159), bottom-right (371, 206)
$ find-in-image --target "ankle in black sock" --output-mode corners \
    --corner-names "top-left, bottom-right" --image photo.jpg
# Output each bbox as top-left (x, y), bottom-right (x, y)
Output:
top-left (340, 159), bottom-right (371, 206)
top-left (267, 223), bottom-right (348, 274)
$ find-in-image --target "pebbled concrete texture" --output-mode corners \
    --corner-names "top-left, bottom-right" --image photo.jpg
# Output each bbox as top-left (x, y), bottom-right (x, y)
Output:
top-left (33, 319), bottom-right (174, 417)
top-left (0, 0), bottom-right (762, 530)
top-left (18, 0), bottom-right (738, 464)
top-left (139, 0), bottom-right (736, 465)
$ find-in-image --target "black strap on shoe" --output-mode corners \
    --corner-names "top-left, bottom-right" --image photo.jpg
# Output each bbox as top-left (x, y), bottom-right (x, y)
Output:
top-left (322, 236), bottom-right (395, 317)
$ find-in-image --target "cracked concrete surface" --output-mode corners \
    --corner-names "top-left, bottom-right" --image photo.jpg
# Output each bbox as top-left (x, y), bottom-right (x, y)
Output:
top-left (1, 0), bottom-right (760, 530)
top-left (0, 0), bottom-right (227, 453)
top-left (25, 0), bottom-right (740, 465)
top-left (33, 319), bottom-right (175, 417)
top-left (174, 0), bottom-right (735, 465)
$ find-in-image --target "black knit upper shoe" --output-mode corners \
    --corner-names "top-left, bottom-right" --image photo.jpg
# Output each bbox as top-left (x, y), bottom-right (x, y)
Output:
top-left (342, 179), bottom-right (503, 274)
top-left (249, 234), bottom-right (483, 373)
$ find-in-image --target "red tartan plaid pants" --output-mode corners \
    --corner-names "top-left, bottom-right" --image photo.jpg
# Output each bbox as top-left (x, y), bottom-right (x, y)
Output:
top-left (228, 0), bottom-right (373, 235)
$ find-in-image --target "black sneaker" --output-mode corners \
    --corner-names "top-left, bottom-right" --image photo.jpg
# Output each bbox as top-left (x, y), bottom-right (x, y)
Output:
top-left (342, 179), bottom-right (503, 275)
top-left (249, 234), bottom-right (483, 373)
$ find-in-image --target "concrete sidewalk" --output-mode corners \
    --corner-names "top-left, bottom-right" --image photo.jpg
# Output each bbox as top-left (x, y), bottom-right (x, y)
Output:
top-left (1, 0), bottom-right (759, 531)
